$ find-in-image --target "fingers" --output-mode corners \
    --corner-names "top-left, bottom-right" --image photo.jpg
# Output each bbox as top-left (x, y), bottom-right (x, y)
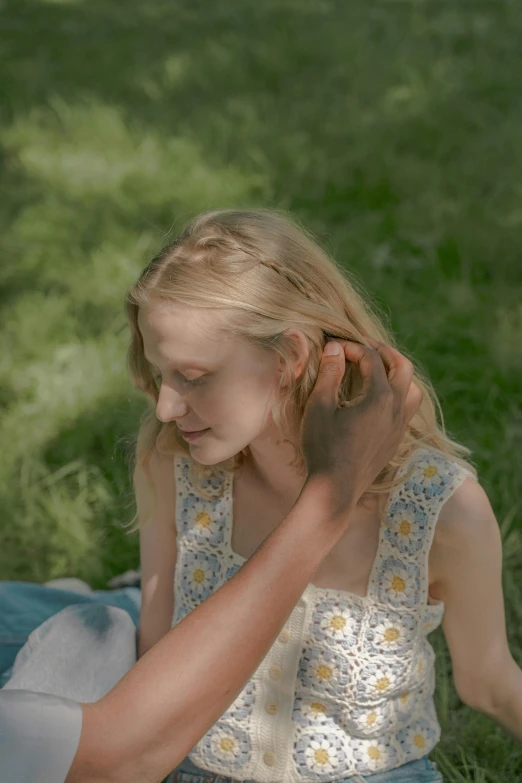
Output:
top-left (364, 337), bottom-right (423, 422)
top-left (364, 338), bottom-right (414, 400)
top-left (405, 379), bottom-right (423, 421)
top-left (321, 337), bottom-right (423, 420)
top-left (338, 340), bottom-right (390, 397)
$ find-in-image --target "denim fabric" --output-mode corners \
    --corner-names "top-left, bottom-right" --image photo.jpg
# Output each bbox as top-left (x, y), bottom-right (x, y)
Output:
top-left (0, 580), bottom-right (140, 687)
top-left (169, 755), bottom-right (444, 783)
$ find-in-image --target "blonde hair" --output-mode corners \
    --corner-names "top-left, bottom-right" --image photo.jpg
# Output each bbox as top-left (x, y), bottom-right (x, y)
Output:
top-left (125, 208), bottom-right (476, 530)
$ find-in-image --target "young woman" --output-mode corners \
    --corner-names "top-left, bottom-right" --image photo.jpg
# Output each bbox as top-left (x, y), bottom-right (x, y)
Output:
top-left (0, 338), bottom-right (421, 783)
top-left (128, 208), bottom-right (522, 783)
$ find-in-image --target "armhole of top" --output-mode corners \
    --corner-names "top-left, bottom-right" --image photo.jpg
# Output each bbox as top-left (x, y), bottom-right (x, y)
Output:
top-left (424, 463), bottom-right (479, 607)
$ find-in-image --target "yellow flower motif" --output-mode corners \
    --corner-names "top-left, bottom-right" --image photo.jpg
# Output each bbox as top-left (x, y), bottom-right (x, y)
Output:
top-left (380, 562), bottom-right (417, 605)
top-left (310, 702), bottom-right (327, 714)
top-left (399, 519), bottom-right (412, 535)
top-left (375, 676), bottom-right (391, 693)
top-left (365, 665), bottom-right (397, 697)
top-left (196, 511), bottom-right (213, 528)
top-left (186, 559), bottom-right (214, 595)
top-left (210, 731), bottom-right (241, 762)
top-left (315, 748), bottom-right (330, 764)
top-left (400, 691), bottom-right (410, 704)
top-left (305, 739), bottom-right (338, 773)
top-left (366, 711), bottom-right (377, 727)
top-left (408, 455), bottom-right (450, 493)
top-left (316, 664), bottom-right (333, 681)
top-left (391, 576), bottom-right (406, 592)
top-left (330, 615), bottom-right (346, 631)
top-left (368, 745), bottom-right (382, 760)
top-left (187, 501), bottom-right (222, 540)
top-left (414, 733), bottom-right (426, 749)
top-left (384, 627), bottom-right (400, 643)
top-left (319, 606), bottom-right (355, 642)
top-left (417, 659), bottom-right (424, 674)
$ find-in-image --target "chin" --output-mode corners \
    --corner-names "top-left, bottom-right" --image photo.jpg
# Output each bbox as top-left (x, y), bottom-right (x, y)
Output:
top-left (188, 441), bottom-right (248, 467)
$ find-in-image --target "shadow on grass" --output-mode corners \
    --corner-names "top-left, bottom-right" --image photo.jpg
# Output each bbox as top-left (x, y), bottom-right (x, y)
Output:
top-left (2, 0), bottom-right (522, 310)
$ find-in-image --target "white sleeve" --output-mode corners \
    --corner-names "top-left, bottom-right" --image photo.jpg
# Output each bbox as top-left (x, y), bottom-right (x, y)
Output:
top-left (0, 689), bottom-right (82, 783)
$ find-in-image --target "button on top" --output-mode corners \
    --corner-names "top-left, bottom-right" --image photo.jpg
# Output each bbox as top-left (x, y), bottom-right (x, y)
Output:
top-left (269, 664), bottom-right (283, 680)
top-left (278, 628), bottom-right (290, 643)
top-left (265, 701), bottom-right (278, 715)
top-left (263, 752), bottom-right (277, 766)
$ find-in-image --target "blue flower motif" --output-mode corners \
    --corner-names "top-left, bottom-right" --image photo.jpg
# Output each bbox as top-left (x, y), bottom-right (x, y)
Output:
top-left (384, 501), bottom-right (428, 554)
top-left (294, 730), bottom-right (347, 780)
top-left (393, 686), bottom-right (417, 721)
top-left (351, 735), bottom-right (398, 773)
top-left (181, 551), bottom-right (222, 603)
top-left (196, 721), bottom-right (251, 769)
top-left (311, 599), bottom-right (363, 650)
top-left (404, 452), bottom-right (458, 499)
top-left (292, 695), bottom-right (339, 728)
top-left (376, 556), bottom-right (420, 608)
top-left (297, 646), bottom-right (351, 698)
top-left (364, 607), bottom-right (417, 657)
top-left (354, 659), bottom-right (405, 704)
top-left (341, 701), bottom-right (393, 736)
top-left (180, 496), bottom-right (226, 547)
top-left (396, 714), bottom-right (439, 758)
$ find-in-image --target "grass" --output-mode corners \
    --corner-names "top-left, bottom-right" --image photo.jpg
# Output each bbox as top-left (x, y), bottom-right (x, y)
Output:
top-left (1, 0), bottom-right (521, 778)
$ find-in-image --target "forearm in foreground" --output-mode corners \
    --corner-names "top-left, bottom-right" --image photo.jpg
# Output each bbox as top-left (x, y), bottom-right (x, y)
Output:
top-left (67, 477), bottom-right (354, 783)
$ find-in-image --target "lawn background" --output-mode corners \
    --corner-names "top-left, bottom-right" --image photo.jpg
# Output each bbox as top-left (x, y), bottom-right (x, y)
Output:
top-left (1, 1), bottom-right (521, 780)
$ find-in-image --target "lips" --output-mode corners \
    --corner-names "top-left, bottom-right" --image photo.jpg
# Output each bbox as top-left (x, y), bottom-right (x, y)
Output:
top-left (179, 427), bottom-right (207, 434)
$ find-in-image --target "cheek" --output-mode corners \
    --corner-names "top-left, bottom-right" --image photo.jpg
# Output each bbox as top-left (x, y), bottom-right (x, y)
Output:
top-left (199, 368), bottom-right (278, 423)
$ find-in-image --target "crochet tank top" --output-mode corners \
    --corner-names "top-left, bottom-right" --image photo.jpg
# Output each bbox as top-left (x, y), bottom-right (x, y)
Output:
top-left (171, 446), bottom-right (476, 782)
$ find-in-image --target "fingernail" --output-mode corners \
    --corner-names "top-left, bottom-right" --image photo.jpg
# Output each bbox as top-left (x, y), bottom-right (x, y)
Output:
top-left (324, 341), bottom-right (341, 355)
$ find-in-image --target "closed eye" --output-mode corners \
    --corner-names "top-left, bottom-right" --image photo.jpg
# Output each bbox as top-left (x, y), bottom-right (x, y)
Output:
top-left (180, 375), bottom-right (206, 387)
top-left (151, 368), bottom-right (205, 387)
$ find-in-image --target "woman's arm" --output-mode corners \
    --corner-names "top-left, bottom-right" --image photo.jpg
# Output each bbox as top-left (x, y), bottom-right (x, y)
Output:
top-left (136, 444), bottom-right (178, 659)
top-left (434, 477), bottom-right (522, 742)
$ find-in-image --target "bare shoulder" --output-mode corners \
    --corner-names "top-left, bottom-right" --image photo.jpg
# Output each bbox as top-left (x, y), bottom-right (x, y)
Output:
top-left (429, 474), bottom-right (500, 595)
top-left (434, 475), bottom-right (497, 547)
top-left (134, 440), bottom-right (179, 528)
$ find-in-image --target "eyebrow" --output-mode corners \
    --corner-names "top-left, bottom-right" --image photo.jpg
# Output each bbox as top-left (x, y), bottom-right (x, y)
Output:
top-left (143, 353), bottom-right (212, 371)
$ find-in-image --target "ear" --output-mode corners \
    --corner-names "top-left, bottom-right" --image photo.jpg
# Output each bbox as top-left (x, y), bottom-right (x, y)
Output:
top-left (279, 329), bottom-right (311, 382)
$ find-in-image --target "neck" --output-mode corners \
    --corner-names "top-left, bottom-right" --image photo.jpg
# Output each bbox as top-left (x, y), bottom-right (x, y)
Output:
top-left (242, 429), bottom-right (307, 508)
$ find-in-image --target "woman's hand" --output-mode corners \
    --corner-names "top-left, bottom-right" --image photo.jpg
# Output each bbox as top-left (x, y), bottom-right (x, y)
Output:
top-left (300, 338), bottom-right (422, 516)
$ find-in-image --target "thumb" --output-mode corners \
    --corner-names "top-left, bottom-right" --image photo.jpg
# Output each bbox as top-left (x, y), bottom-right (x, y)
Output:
top-left (311, 341), bottom-right (345, 407)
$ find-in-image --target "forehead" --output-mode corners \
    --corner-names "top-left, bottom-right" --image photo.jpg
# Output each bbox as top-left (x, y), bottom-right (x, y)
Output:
top-left (137, 303), bottom-right (231, 365)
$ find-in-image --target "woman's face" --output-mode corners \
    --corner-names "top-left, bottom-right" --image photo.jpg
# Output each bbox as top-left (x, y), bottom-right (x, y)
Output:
top-left (137, 303), bottom-right (289, 465)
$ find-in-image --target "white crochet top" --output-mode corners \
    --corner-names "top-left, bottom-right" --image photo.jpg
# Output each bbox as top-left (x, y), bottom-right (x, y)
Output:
top-left (171, 447), bottom-right (476, 782)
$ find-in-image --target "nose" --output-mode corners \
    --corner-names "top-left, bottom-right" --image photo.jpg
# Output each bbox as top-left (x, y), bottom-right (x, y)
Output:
top-left (156, 384), bottom-right (188, 423)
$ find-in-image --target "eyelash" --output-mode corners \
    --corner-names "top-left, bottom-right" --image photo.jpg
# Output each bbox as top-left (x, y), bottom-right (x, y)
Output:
top-left (152, 371), bottom-right (205, 388)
